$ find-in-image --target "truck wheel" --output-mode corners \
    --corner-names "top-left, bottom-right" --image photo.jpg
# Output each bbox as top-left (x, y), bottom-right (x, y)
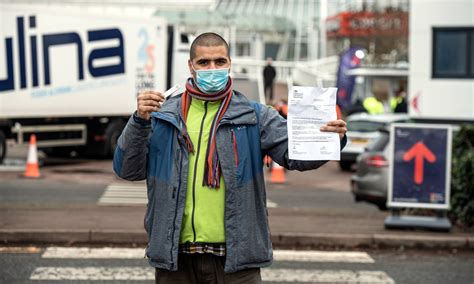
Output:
top-left (0, 131), bottom-right (6, 164)
top-left (104, 121), bottom-right (125, 157)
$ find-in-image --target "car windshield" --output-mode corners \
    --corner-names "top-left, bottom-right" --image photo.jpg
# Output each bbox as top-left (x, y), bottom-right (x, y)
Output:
top-left (347, 121), bottom-right (385, 132)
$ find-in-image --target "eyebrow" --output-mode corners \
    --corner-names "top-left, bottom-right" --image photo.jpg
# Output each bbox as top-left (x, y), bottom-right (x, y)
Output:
top-left (195, 57), bottom-right (229, 63)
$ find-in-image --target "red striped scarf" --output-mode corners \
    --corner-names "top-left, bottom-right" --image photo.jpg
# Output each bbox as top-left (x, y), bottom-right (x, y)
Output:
top-left (181, 77), bottom-right (233, 189)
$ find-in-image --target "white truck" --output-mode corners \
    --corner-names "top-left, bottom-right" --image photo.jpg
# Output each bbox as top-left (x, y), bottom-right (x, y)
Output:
top-left (408, 0), bottom-right (473, 123)
top-left (0, 5), bottom-right (191, 163)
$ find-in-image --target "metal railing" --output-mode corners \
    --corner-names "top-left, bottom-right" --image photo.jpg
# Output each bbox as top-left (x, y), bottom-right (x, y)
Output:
top-left (231, 56), bottom-right (339, 100)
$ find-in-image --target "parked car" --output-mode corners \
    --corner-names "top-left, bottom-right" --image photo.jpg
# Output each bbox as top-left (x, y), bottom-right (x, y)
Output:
top-left (350, 128), bottom-right (391, 210)
top-left (340, 113), bottom-right (409, 171)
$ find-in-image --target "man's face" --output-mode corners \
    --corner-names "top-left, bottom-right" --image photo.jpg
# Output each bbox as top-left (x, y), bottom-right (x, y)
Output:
top-left (188, 45), bottom-right (231, 77)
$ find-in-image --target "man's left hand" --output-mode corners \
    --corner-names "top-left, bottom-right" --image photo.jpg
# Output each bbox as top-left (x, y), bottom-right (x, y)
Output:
top-left (320, 119), bottom-right (347, 140)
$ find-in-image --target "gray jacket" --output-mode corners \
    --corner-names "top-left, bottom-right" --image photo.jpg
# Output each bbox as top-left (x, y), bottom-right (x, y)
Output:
top-left (113, 91), bottom-right (346, 273)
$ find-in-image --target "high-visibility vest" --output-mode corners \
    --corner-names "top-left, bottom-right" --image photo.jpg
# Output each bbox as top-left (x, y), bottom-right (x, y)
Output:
top-left (363, 97), bottom-right (399, 114)
top-left (363, 97), bottom-right (385, 114)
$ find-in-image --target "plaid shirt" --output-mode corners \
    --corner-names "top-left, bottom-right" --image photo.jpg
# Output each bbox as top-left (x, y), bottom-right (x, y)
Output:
top-left (178, 242), bottom-right (226, 256)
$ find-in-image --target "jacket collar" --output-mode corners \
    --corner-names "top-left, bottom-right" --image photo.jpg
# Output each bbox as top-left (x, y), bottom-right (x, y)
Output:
top-left (220, 91), bottom-right (257, 126)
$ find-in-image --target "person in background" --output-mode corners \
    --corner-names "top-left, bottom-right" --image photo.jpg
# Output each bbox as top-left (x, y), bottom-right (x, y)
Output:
top-left (363, 80), bottom-right (394, 114)
top-left (393, 87), bottom-right (408, 113)
top-left (263, 57), bottom-right (277, 104)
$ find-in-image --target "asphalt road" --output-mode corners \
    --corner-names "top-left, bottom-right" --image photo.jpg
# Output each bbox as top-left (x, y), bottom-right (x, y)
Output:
top-left (0, 154), bottom-right (376, 213)
top-left (1, 246), bottom-right (473, 283)
top-left (0, 173), bottom-right (376, 211)
top-left (1, 147), bottom-right (473, 284)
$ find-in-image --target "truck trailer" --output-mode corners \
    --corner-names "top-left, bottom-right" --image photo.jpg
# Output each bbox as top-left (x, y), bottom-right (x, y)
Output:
top-left (0, 4), bottom-right (191, 163)
top-left (408, 0), bottom-right (473, 123)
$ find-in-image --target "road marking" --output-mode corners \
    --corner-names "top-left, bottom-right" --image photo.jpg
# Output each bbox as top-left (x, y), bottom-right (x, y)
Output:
top-left (261, 269), bottom-right (395, 283)
top-left (41, 247), bottom-right (145, 259)
top-left (30, 267), bottom-right (394, 282)
top-left (30, 267), bottom-right (153, 281)
top-left (100, 183), bottom-right (277, 207)
top-left (98, 184), bottom-right (147, 205)
top-left (273, 250), bottom-right (374, 263)
top-left (42, 248), bottom-right (370, 263)
top-left (267, 200), bottom-right (278, 208)
top-left (34, 248), bottom-right (391, 282)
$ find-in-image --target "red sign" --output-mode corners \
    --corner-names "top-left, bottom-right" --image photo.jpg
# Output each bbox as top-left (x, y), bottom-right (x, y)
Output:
top-left (326, 11), bottom-right (408, 38)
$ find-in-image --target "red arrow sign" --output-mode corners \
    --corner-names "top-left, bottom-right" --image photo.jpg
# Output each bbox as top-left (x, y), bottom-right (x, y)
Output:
top-left (403, 141), bottom-right (436, 185)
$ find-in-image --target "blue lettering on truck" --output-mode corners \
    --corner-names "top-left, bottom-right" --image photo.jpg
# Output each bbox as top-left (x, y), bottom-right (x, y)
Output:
top-left (0, 15), bottom-right (125, 92)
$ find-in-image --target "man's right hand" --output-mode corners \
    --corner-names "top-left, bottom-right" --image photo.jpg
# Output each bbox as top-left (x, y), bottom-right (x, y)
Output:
top-left (137, 91), bottom-right (165, 121)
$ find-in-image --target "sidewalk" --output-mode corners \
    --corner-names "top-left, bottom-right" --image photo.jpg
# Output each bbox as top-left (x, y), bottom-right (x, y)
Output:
top-left (1, 164), bottom-right (473, 250)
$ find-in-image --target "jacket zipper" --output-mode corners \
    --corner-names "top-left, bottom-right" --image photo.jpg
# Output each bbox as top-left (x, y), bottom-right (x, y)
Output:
top-left (191, 101), bottom-right (208, 242)
top-left (169, 140), bottom-right (184, 270)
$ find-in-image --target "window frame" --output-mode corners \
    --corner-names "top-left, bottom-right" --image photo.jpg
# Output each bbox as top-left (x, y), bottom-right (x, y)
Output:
top-left (432, 27), bottom-right (474, 79)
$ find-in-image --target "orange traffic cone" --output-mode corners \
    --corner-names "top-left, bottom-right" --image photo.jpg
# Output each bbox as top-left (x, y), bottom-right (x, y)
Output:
top-left (270, 160), bottom-right (286, 184)
top-left (23, 134), bottom-right (41, 178)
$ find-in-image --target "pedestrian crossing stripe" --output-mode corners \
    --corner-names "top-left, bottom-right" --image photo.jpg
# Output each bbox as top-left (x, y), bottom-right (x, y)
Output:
top-left (99, 183), bottom-right (278, 207)
top-left (273, 250), bottom-right (374, 263)
top-left (30, 267), bottom-right (153, 281)
top-left (29, 267), bottom-right (395, 283)
top-left (261, 269), bottom-right (395, 283)
top-left (41, 247), bottom-right (374, 263)
top-left (42, 247), bottom-right (144, 259)
top-left (98, 184), bottom-right (147, 205)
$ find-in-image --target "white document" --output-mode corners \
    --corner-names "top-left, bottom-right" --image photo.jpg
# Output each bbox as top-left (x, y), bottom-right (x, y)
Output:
top-left (287, 86), bottom-right (340, 161)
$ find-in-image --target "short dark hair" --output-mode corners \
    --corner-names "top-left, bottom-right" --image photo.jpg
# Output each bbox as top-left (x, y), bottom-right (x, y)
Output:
top-left (190, 32), bottom-right (230, 60)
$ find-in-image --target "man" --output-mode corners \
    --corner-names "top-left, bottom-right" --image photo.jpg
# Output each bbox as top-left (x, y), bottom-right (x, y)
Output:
top-left (263, 57), bottom-right (276, 104)
top-left (113, 32), bottom-right (347, 283)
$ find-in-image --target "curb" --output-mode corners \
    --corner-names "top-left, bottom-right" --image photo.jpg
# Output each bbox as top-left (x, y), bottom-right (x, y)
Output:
top-left (0, 229), bottom-right (146, 245)
top-left (372, 234), bottom-right (468, 249)
top-left (1, 230), bottom-right (472, 250)
top-left (271, 233), bottom-right (373, 248)
top-left (271, 232), bottom-right (471, 250)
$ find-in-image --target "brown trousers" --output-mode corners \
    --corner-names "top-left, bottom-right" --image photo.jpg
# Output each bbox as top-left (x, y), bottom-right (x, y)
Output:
top-left (155, 253), bottom-right (262, 284)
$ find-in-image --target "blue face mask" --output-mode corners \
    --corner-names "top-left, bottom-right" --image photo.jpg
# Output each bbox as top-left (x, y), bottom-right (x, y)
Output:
top-left (193, 66), bottom-right (230, 94)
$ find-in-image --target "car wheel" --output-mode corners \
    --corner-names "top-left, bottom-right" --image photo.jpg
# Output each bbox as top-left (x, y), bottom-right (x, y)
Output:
top-left (339, 161), bottom-right (353, 171)
top-left (377, 203), bottom-right (388, 211)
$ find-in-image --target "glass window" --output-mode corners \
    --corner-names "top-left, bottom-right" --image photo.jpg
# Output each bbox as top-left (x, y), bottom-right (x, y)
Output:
top-left (434, 31), bottom-right (467, 76)
top-left (471, 33), bottom-right (474, 76)
top-left (432, 28), bottom-right (474, 79)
